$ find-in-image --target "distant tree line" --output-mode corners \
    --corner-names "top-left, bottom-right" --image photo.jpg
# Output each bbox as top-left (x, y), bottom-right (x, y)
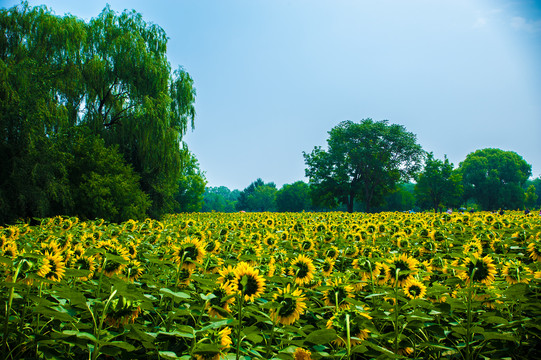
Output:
top-left (202, 120), bottom-right (539, 213)
top-left (0, 3), bottom-right (206, 225)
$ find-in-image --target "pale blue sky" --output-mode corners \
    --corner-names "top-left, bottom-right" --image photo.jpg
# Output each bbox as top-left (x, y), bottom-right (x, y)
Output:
top-left (3, 0), bottom-right (541, 190)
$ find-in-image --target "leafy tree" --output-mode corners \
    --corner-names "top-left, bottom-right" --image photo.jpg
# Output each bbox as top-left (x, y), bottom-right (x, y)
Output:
top-left (202, 186), bottom-right (239, 212)
top-left (458, 148), bottom-right (531, 210)
top-left (0, 3), bottom-right (198, 223)
top-left (524, 177), bottom-right (541, 209)
top-left (524, 185), bottom-right (538, 209)
top-left (276, 181), bottom-right (312, 212)
top-left (374, 183), bottom-right (416, 212)
top-left (173, 147), bottom-right (207, 212)
top-left (303, 119), bottom-right (423, 212)
top-left (65, 132), bottom-right (151, 222)
top-left (236, 179), bottom-right (276, 212)
top-left (415, 153), bottom-right (463, 212)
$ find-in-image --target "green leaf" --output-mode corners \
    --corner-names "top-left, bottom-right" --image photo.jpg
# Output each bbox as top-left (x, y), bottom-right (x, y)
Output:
top-left (160, 288), bottom-right (191, 300)
top-left (303, 328), bottom-right (337, 345)
top-left (101, 341), bottom-right (136, 351)
top-left (62, 330), bottom-right (97, 342)
top-left (158, 351), bottom-right (181, 359)
top-left (482, 332), bottom-right (515, 341)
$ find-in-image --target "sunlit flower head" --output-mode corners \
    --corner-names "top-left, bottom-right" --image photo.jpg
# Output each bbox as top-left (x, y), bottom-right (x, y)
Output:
top-left (206, 282), bottom-right (235, 318)
top-left (231, 261), bottom-right (266, 302)
top-left (457, 254), bottom-right (497, 286)
top-left (403, 278), bottom-right (427, 300)
top-left (290, 254), bottom-right (316, 286)
top-left (326, 309), bottom-right (372, 347)
top-left (293, 347), bottom-right (312, 360)
top-left (173, 236), bottom-right (206, 270)
top-left (387, 253), bottom-right (419, 287)
top-left (323, 278), bottom-right (354, 310)
top-left (36, 251), bottom-right (66, 282)
top-left (269, 283), bottom-right (307, 325)
top-left (501, 260), bottom-right (532, 284)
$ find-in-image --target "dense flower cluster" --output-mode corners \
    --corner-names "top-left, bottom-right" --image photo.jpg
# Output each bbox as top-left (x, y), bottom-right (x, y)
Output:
top-left (1, 211), bottom-right (540, 359)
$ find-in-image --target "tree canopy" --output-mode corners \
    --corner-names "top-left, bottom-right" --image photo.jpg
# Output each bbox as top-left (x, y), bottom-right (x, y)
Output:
top-left (0, 2), bottom-right (200, 224)
top-left (458, 148), bottom-right (531, 210)
top-left (415, 153), bottom-right (463, 212)
top-left (304, 119), bottom-right (424, 212)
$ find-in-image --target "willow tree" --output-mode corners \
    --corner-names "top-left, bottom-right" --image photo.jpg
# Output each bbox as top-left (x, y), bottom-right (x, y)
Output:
top-left (0, 3), bottom-right (197, 222)
top-left (304, 119), bottom-right (423, 212)
top-left (80, 6), bottom-right (197, 217)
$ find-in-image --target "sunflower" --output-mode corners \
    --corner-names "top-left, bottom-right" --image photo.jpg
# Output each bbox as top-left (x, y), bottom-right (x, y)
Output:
top-left (372, 262), bottom-right (391, 285)
top-left (457, 254), bottom-right (497, 286)
top-left (324, 245), bottom-right (340, 260)
top-left (387, 253), bottom-right (419, 287)
top-left (70, 254), bottom-right (97, 281)
top-left (323, 278), bottom-right (355, 310)
top-left (463, 239), bottom-right (483, 257)
top-left (97, 241), bottom-right (130, 277)
top-left (402, 278), bottom-right (427, 300)
top-left (36, 251), bottom-right (66, 282)
top-left (321, 257), bottom-right (335, 277)
top-left (217, 265), bottom-right (236, 286)
top-left (173, 237), bottom-right (206, 270)
top-left (105, 296), bottom-right (142, 328)
top-left (501, 260), bottom-right (533, 284)
top-left (527, 240), bottom-right (541, 262)
top-left (122, 259), bottom-right (145, 282)
top-left (2, 241), bottom-right (19, 259)
top-left (193, 327), bottom-right (232, 360)
top-left (293, 347), bottom-right (312, 360)
top-left (300, 239), bottom-right (315, 252)
top-left (326, 309), bottom-right (372, 347)
top-left (290, 254), bottom-right (316, 286)
top-left (231, 262), bottom-right (266, 302)
top-left (206, 282), bottom-right (235, 318)
top-left (269, 283), bottom-right (307, 325)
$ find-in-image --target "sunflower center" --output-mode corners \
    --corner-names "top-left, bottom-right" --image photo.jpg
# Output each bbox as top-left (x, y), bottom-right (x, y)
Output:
top-left (408, 285), bottom-right (422, 296)
top-left (277, 296), bottom-right (296, 317)
top-left (295, 262), bottom-right (309, 279)
top-left (239, 275), bottom-right (259, 296)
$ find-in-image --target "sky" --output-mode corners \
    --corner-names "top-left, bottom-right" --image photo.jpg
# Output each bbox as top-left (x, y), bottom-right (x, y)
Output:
top-left (3, 0), bottom-right (541, 190)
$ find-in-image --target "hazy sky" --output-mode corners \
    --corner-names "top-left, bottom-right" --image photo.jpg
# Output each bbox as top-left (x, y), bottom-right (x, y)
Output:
top-left (3, 0), bottom-right (541, 190)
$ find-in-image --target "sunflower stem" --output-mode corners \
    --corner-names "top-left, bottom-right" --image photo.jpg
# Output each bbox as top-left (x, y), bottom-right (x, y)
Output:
top-left (394, 268), bottom-right (400, 355)
top-left (2, 259), bottom-right (24, 355)
top-left (235, 292), bottom-right (244, 360)
top-left (346, 312), bottom-right (351, 360)
top-left (465, 268), bottom-right (476, 360)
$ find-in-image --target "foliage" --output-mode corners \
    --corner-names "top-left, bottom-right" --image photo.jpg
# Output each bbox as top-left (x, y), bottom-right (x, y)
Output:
top-left (236, 179), bottom-right (277, 212)
top-left (415, 153), bottom-right (463, 212)
top-left (64, 132), bottom-right (151, 223)
top-left (1, 211), bottom-right (541, 360)
top-left (459, 148), bottom-right (531, 210)
top-left (173, 147), bottom-right (207, 213)
top-left (201, 187), bottom-right (240, 213)
top-left (304, 119), bottom-right (424, 212)
top-left (0, 2), bottom-right (199, 223)
top-left (524, 185), bottom-right (538, 210)
top-left (524, 177), bottom-right (541, 209)
top-left (375, 183), bottom-right (416, 212)
top-left (276, 181), bottom-right (312, 212)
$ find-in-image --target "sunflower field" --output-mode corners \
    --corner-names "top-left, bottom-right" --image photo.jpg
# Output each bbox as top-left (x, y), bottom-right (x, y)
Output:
top-left (1, 211), bottom-right (541, 360)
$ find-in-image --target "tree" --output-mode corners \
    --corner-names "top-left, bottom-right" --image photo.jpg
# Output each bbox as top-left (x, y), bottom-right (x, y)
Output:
top-left (524, 177), bottom-right (541, 209)
top-left (375, 183), bottom-right (416, 212)
top-left (202, 187), bottom-right (240, 212)
top-left (458, 148), bottom-right (531, 210)
top-left (414, 153), bottom-right (463, 212)
top-left (303, 119), bottom-right (423, 212)
top-left (173, 147), bottom-right (207, 212)
top-left (0, 3), bottom-right (198, 223)
top-left (524, 185), bottom-right (538, 209)
top-left (276, 181), bottom-right (312, 212)
top-left (236, 179), bottom-right (276, 212)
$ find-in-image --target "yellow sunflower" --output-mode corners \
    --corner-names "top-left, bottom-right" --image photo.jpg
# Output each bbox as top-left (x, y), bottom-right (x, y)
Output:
top-left (36, 251), bottom-right (66, 282)
top-left (97, 240), bottom-right (130, 277)
top-left (105, 296), bottom-right (142, 328)
top-left (269, 283), bottom-right (307, 325)
top-left (387, 253), bottom-right (419, 287)
top-left (217, 265), bottom-right (236, 286)
top-left (321, 257), bottom-right (335, 277)
top-left (193, 327), bottom-right (232, 360)
top-left (402, 278), bottom-right (427, 300)
top-left (70, 254), bottom-right (97, 281)
top-left (290, 254), bottom-right (316, 286)
top-left (501, 260), bottom-right (533, 284)
top-left (231, 261), bottom-right (266, 302)
top-left (206, 282), bottom-right (235, 318)
top-left (326, 309), bottom-right (372, 347)
top-left (527, 240), bottom-right (541, 262)
top-left (457, 254), bottom-right (497, 286)
top-left (372, 262), bottom-right (391, 285)
top-left (323, 278), bottom-right (355, 310)
top-left (173, 237), bottom-right (206, 270)
top-left (293, 347), bottom-right (312, 360)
